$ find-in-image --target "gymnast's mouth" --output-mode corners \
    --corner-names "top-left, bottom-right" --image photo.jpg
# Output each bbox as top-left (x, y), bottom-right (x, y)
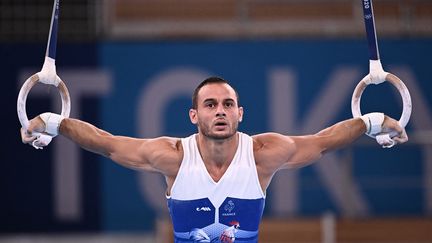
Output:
top-left (214, 120), bottom-right (228, 127)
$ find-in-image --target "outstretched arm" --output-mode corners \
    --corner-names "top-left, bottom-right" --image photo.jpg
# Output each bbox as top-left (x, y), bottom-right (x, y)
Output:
top-left (21, 115), bottom-right (182, 175)
top-left (308, 114), bottom-right (408, 153)
top-left (287, 117), bottom-right (367, 167)
top-left (254, 115), bottom-right (408, 173)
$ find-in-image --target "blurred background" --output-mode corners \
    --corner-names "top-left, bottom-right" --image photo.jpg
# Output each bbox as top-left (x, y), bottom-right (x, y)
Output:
top-left (1, 0), bottom-right (432, 242)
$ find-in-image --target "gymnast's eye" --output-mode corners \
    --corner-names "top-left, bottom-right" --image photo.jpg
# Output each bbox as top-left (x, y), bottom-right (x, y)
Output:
top-left (205, 103), bottom-right (215, 108)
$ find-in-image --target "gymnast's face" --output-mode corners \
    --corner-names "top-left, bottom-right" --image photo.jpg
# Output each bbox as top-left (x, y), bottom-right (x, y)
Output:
top-left (189, 83), bottom-right (243, 140)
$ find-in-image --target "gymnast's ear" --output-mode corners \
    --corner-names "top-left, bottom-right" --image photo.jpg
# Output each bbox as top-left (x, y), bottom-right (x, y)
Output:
top-left (189, 109), bottom-right (198, 124)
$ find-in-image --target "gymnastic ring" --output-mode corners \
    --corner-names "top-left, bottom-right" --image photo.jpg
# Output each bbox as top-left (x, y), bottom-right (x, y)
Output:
top-left (351, 72), bottom-right (412, 137)
top-left (17, 73), bottom-right (71, 131)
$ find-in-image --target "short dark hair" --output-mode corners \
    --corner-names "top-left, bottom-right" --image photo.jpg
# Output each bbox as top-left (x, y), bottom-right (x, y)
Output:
top-left (192, 76), bottom-right (240, 109)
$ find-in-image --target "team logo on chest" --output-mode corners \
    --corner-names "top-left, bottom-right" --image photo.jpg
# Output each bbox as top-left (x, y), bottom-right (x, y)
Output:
top-left (222, 200), bottom-right (235, 216)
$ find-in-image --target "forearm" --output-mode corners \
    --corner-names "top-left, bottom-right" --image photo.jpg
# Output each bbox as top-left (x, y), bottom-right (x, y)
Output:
top-left (316, 117), bottom-right (367, 153)
top-left (59, 118), bottom-right (113, 157)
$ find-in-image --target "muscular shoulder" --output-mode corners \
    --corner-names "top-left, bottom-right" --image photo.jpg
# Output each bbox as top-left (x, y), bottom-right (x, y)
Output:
top-left (146, 136), bottom-right (182, 152)
top-left (252, 133), bottom-right (296, 171)
top-left (252, 132), bottom-right (295, 152)
top-left (140, 136), bottom-right (183, 176)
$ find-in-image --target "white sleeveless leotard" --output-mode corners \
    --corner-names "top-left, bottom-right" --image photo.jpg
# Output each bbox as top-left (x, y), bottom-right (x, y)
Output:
top-left (167, 132), bottom-right (265, 243)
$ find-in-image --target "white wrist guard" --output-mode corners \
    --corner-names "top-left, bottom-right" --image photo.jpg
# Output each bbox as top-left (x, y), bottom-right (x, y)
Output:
top-left (360, 112), bottom-right (385, 137)
top-left (39, 112), bottom-right (65, 136)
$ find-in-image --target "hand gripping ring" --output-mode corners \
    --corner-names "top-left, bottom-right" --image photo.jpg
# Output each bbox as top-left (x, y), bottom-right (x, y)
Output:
top-left (351, 72), bottom-right (412, 138)
top-left (17, 73), bottom-right (71, 145)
